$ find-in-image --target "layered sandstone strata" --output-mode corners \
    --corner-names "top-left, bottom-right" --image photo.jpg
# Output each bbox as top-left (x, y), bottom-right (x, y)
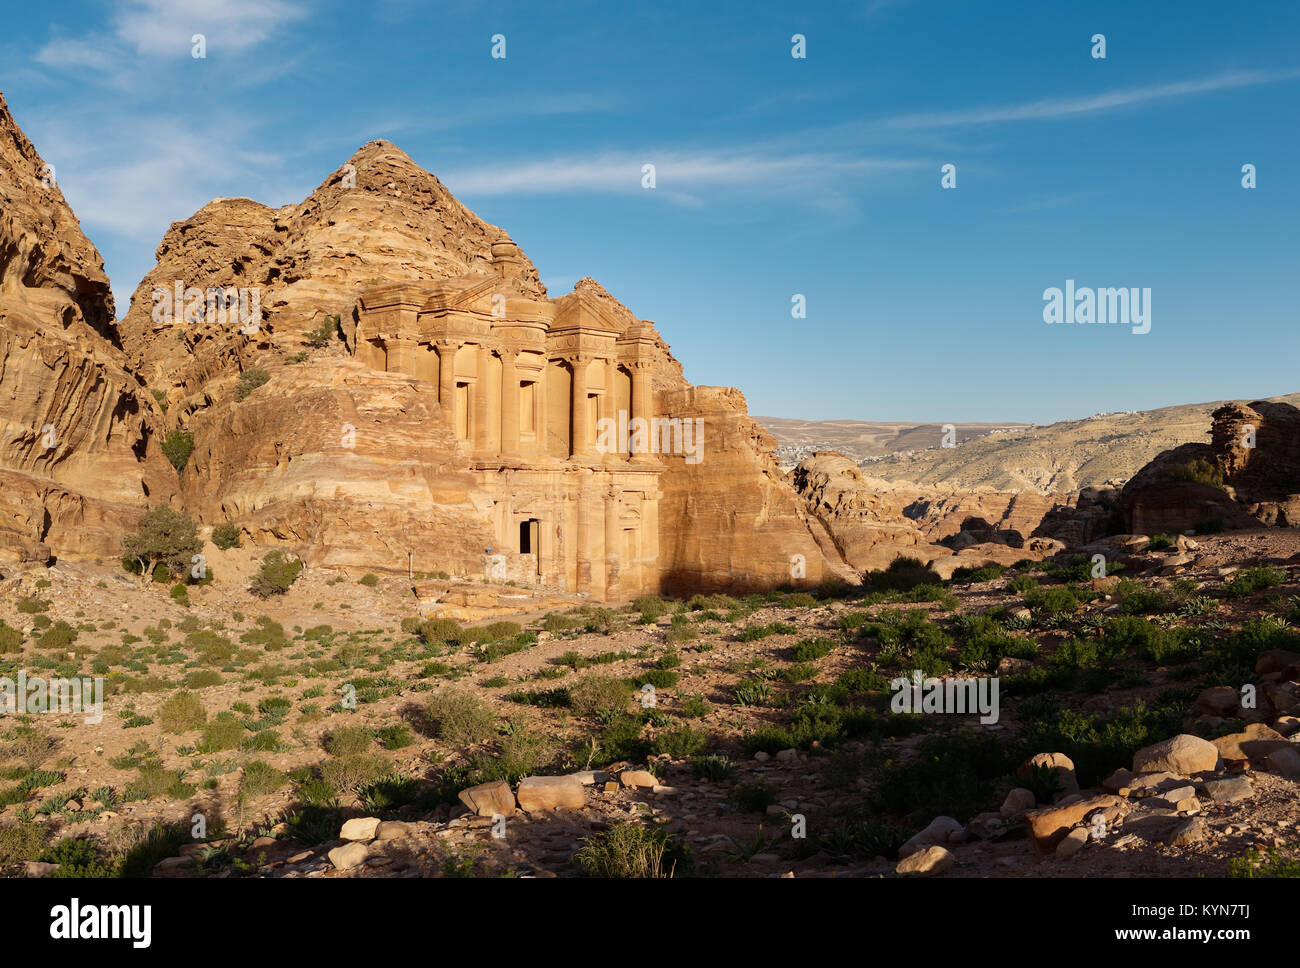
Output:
top-left (0, 92), bottom-right (177, 564)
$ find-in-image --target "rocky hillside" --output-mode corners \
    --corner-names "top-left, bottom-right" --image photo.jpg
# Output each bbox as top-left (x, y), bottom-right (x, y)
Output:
top-left (769, 395), bottom-right (1300, 494)
top-left (1122, 399), bottom-right (1300, 535)
top-left (0, 92), bottom-right (177, 565)
top-left (757, 416), bottom-right (1026, 467)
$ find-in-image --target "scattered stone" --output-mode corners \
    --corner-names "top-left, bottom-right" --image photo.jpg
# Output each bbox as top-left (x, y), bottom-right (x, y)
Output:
top-left (1212, 724), bottom-right (1291, 767)
top-left (1203, 776), bottom-right (1254, 803)
top-left (895, 845), bottom-right (954, 876)
top-left (458, 781), bottom-right (516, 818)
top-left (340, 817), bottom-right (381, 842)
top-left (620, 770), bottom-right (658, 789)
top-left (1132, 734), bottom-right (1221, 775)
top-left (516, 775), bottom-right (586, 811)
top-left (25, 861), bottom-right (57, 878)
top-left (1196, 686), bottom-right (1240, 718)
top-left (1102, 768), bottom-right (1133, 793)
top-left (1018, 752), bottom-right (1079, 792)
top-left (1056, 826), bottom-right (1090, 858)
top-left (327, 842), bottom-right (369, 870)
top-left (1266, 746), bottom-right (1300, 778)
top-left (1025, 795), bottom-right (1122, 854)
top-left (899, 816), bottom-right (965, 858)
top-left (999, 788), bottom-right (1036, 819)
top-left (374, 821), bottom-right (411, 841)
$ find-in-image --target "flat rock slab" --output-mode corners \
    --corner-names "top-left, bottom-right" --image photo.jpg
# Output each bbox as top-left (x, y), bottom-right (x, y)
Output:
top-left (516, 775), bottom-right (586, 811)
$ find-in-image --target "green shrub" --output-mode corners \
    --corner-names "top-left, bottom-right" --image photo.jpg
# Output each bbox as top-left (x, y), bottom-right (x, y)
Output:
top-left (211, 522), bottom-right (241, 550)
top-left (791, 637), bottom-right (835, 662)
top-left (161, 431), bottom-right (194, 472)
top-left (158, 691), bottom-right (206, 733)
top-left (424, 688), bottom-right (497, 746)
top-left (573, 822), bottom-right (688, 878)
top-left (250, 551), bottom-right (303, 597)
top-left (234, 368), bottom-right (270, 402)
top-left (240, 761), bottom-right (286, 798)
top-left (570, 674), bottom-right (633, 720)
top-left (1172, 458), bottom-right (1225, 490)
top-left (1224, 566), bottom-right (1287, 599)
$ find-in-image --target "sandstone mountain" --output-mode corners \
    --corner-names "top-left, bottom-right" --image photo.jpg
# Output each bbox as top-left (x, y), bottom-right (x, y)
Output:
top-left (106, 138), bottom-right (843, 592)
top-left (0, 92), bottom-right (177, 564)
top-left (765, 394), bottom-right (1300, 494)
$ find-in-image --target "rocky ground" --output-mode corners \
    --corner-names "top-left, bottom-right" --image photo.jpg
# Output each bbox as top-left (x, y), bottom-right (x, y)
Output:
top-left (2, 527), bottom-right (1299, 879)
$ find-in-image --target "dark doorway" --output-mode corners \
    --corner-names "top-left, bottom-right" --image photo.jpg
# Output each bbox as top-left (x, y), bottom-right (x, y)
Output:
top-left (519, 518), bottom-right (540, 555)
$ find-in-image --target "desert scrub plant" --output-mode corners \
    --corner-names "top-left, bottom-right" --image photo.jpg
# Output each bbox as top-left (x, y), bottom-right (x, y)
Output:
top-left (791, 637), bottom-right (835, 662)
top-left (573, 822), bottom-right (688, 878)
top-left (471, 730), bottom-right (559, 785)
top-left (1228, 845), bottom-right (1300, 878)
top-left (1172, 458), bottom-right (1225, 490)
top-left (324, 725), bottom-right (374, 758)
top-left (161, 430), bottom-right (194, 473)
top-left (234, 368), bottom-right (270, 402)
top-left (196, 712), bottom-right (247, 753)
top-left (250, 551), bottom-right (303, 597)
top-left (424, 688), bottom-right (498, 746)
top-left (861, 556), bottom-right (944, 592)
top-left (211, 521), bottom-right (241, 550)
top-left (653, 724), bottom-right (709, 758)
top-left (1224, 566), bottom-right (1287, 599)
top-left (240, 761), bottom-right (286, 798)
top-left (157, 690), bottom-right (207, 734)
top-left (569, 674), bottom-right (633, 720)
top-left (689, 754), bottom-right (735, 781)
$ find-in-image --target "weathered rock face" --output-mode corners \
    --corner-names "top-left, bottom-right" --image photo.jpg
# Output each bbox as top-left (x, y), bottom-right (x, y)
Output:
top-left (0, 92), bottom-right (177, 564)
top-left (786, 451), bottom-right (1074, 576)
top-left (181, 360), bottom-right (496, 574)
top-left (785, 451), bottom-right (928, 571)
top-left (1121, 401), bottom-right (1300, 534)
top-left (657, 391), bottom-right (850, 593)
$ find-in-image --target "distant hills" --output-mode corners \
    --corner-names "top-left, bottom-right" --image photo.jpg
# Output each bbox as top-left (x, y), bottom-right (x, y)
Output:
top-left (758, 392), bottom-right (1300, 494)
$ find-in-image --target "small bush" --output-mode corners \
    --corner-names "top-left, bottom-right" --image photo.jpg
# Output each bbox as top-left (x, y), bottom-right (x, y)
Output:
top-left (424, 688), bottom-right (497, 746)
top-left (573, 822), bottom-right (688, 878)
top-left (157, 691), bottom-right (206, 733)
top-left (211, 522), bottom-right (241, 550)
top-left (250, 551), bottom-right (303, 597)
top-left (234, 368), bottom-right (270, 402)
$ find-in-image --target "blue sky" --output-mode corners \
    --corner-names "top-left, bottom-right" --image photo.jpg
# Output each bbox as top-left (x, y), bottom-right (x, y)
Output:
top-left (2, 0), bottom-right (1297, 423)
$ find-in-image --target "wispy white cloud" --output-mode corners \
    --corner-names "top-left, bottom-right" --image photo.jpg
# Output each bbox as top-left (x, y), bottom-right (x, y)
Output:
top-left (112, 0), bottom-right (307, 58)
top-left (439, 149), bottom-right (926, 198)
top-left (878, 68), bottom-right (1300, 129)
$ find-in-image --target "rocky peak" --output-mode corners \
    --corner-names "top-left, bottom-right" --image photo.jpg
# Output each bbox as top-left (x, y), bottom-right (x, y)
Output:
top-left (0, 91), bottom-right (117, 343)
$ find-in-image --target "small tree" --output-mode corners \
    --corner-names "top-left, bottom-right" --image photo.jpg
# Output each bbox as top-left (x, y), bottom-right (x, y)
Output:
top-left (161, 431), bottom-right (194, 472)
top-left (122, 507), bottom-right (202, 586)
top-left (250, 550), bottom-right (303, 597)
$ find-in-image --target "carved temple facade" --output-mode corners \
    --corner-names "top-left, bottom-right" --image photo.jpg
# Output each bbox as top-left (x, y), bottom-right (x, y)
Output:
top-left (352, 236), bottom-right (668, 600)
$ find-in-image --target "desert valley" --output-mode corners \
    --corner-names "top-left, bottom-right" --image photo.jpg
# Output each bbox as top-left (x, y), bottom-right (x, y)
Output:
top-left (0, 76), bottom-right (1298, 898)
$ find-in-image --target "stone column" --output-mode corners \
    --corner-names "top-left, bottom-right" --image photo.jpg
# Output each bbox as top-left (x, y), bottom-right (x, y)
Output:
top-left (386, 337), bottom-right (417, 377)
top-left (500, 348), bottom-right (520, 458)
top-left (435, 340), bottom-right (460, 409)
top-left (472, 345), bottom-right (491, 458)
top-left (604, 487), bottom-right (621, 598)
top-left (630, 361), bottom-right (653, 461)
top-left (570, 356), bottom-right (590, 459)
top-left (534, 362), bottom-right (548, 458)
